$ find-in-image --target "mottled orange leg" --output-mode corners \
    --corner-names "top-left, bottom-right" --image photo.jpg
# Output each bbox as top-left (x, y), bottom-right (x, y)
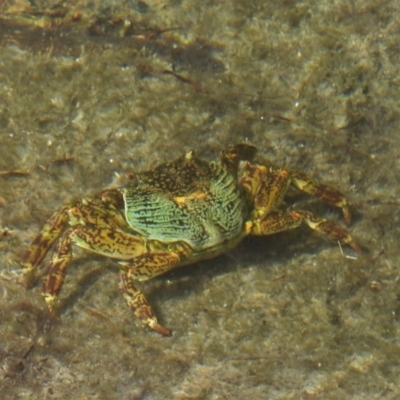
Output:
top-left (290, 171), bottom-right (352, 224)
top-left (70, 225), bottom-right (146, 260)
top-left (119, 270), bottom-right (171, 336)
top-left (42, 229), bottom-right (73, 314)
top-left (21, 205), bottom-right (70, 287)
top-left (251, 210), bottom-right (360, 251)
top-left (69, 198), bottom-right (127, 229)
top-left (118, 251), bottom-right (182, 335)
top-left (122, 251), bottom-right (181, 281)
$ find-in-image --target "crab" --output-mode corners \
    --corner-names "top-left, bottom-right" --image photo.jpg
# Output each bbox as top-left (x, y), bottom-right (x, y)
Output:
top-left (21, 144), bottom-right (359, 335)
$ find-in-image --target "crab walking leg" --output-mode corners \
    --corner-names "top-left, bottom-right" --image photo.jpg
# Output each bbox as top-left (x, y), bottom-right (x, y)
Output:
top-left (118, 251), bottom-right (182, 335)
top-left (119, 270), bottom-right (172, 336)
top-left (42, 229), bottom-right (73, 314)
top-left (243, 163), bottom-right (358, 249)
top-left (289, 171), bottom-right (352, 225)
top-left (251, 210), bottom-right (360, 251)
top-left (242, 162), bottom-right (353, 225)
top-left (121, 251), bottom-right (182, 281)
top-left (69, 198), bottom-right (128, 230)
top-left (42, 223), bottom-right (147, 314)
top-left (21, 205), bottom-right (71, 287)
top-left (70, 225), bottom-right (147, 259)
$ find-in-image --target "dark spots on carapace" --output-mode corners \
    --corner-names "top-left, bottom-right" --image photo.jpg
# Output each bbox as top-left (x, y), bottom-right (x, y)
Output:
top-left (137, 154), bottom-right (213, 195)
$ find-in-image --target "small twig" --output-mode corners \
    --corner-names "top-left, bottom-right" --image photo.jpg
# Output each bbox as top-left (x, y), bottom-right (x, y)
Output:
top-left (163, 69), bottom-right (208, 93)
top-left (51, 154), bottom-right (75, 165)
top-left (0, 170), bottom-right (30, 177)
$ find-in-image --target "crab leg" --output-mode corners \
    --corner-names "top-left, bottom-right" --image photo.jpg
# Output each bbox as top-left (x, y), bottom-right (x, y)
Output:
top-left (119, 251), bottom-right (182, 336)
top-left (251, 210), bottom-right (360, 251)
top-left (42, 229), bottom-right (73, 314)
top-left (39, 224), bottom-right (152, 315)
top-left (244, 164), bottom-right (359, 250)
top-left (119, 271), bottom-right (170, 336)
top-left (120, 251), bottom-right (181, 281)
top-left (69, 198), bottom-right (128, 229)
top-left (289, 170), bottom-right (352, 225)
top-left (241, 163), bottom-right (353, 224)
top-left (70, 225), bottom-right (146, 259)
top-left (21, 205), bottom-right (71, 287)
top-left (71, 221), bottom-right (182, 335)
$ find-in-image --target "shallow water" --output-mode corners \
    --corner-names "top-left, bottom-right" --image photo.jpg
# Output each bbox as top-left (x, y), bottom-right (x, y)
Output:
top-left (1, 1), bottom-right (399, 399)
